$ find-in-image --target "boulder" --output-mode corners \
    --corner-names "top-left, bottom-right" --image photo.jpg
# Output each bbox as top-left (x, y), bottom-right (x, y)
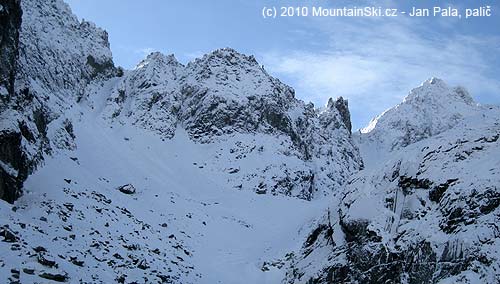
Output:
top-left (117, 184), bottom-right (136, 194)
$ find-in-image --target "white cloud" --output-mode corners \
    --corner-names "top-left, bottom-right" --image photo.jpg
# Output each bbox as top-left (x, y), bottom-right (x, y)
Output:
top-left (135, 47), bottom-right (156, 57)
top-left (260, 13), bottom-right (500, 129)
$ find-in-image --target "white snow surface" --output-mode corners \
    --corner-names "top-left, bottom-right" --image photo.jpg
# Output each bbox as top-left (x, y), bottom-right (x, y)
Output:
top-left (1, 0), bottom-right (499, 283)
top-left (0, 100), bottom-right (333, 283)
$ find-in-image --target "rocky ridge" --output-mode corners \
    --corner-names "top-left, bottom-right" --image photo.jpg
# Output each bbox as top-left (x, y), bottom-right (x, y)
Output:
top-left (92, 47), bottom-right (361, 200)
top-left (283, 83), bottom-right (500, 284)
top-left (0, 0), bottom-right (498, 283)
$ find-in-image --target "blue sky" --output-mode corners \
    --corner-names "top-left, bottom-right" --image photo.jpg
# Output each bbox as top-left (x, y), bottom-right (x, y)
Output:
top-left (66, 0), bottom-right (500, 130)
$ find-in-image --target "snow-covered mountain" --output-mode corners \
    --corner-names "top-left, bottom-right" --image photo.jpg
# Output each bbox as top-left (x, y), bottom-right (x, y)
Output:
top-left (283, 82), bottom-right (500, 284)
top-left (356, 78), bottom-right (482, 168)
top-left (1, 0), bottom-right (499, 283)
top-left (92, 46), bottom-right (362, 200)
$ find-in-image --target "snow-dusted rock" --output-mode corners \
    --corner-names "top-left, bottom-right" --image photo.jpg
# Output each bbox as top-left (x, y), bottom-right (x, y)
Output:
top-left (96, 47), bottom-right (362, 200)
top-left (16, 0), bottom-right (115, 99)
top-left (284, 85), bottom-right (500, 284)
top-left (356, 78), bottom-right (481, 168)
top-left (0, 0), bottom-right (116, 203)
top-left (102, 52), bottom-right (183, 139)
top-left (0, 0), bottom-right (361, 280)
top-left (117, 184), bottom-right (136, 195)
top-left (1, 0), bottom-right (498, 283)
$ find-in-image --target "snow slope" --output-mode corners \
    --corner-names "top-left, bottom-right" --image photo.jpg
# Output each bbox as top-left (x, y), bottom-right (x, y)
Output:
top-left (1, 0), bottom-right (499, 283)
top-left (1, 102), bottom-right (330, 283)
top-left (1, 0), bottom-right (361, 281)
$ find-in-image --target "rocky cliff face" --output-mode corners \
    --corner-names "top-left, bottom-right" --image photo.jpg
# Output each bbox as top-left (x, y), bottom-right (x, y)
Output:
top-left (0, 1), bottom-right (362, 278)
top-left (96, 47), bottom-right (362, 200)
top-left (1, 0), bottom-right (499, 283)
top-left (284, 84), bottom-right (500, 284)
top-left (0, 0), bottom-right (21, 99)
top-left (100, 52), bottom-right (182, 139)
top-left (0, 0), bottom-right (23, 203)
top-left (0, 0), bottom-right (115, 203)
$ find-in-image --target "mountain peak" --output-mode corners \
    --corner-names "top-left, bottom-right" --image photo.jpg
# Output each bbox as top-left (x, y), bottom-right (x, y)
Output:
top-left (3, 1), bottom-right (499, 283)
top-left (425, 77), bottom-right (446, 86)
top-left (189, 47), bottom-right (259, 69)
top-left (210, 47), bottom-right (257, 61)
top-left (359, 78), bottom-right (480, 152)
top-left (403, 77), bottom-right (475, 106)
top-left (135, 52), bottom-right (181, 69)
top-left (326, 97), bottom-right (352, 133)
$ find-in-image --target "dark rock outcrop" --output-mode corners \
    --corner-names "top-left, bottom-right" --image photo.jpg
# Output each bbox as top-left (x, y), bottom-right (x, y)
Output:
top-left (0, 0), bottom-right (22, 100)
top-left (328, 97), bottom-right (352, 134)
top-left (0, 131), bottom-right (28, 203)
top-left (0, 0), bottom-right (23, 203)
top-left (0, 225), bottom-right (18, 242)
top-left (38, 272), bottom-right (68, 282)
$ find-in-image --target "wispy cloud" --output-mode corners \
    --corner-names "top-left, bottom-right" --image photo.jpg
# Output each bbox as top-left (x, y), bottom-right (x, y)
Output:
top-left (134, 47), bottom-right (156, 57)
top-left (260, 8), bottom-right (500, 129)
